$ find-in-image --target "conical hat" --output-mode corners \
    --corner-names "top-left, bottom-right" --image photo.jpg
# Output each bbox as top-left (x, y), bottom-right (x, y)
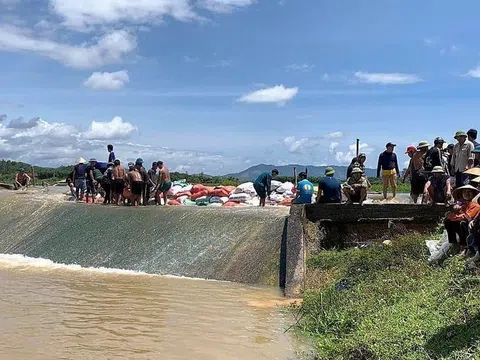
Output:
top-left (76, 157), bottom-right (86, 164)
top-left (464, 168), bottom-right (480, 177)
top-left (453, 184), bottom-right (479, 200)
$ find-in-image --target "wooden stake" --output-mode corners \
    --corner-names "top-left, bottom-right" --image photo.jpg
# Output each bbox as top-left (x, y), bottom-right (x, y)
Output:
top-left (31, 165), bottom-right (35, 187)
top-left (293, 167), bottom-right (297, 184)
top-left (356, 138), bottom-right (360, 157)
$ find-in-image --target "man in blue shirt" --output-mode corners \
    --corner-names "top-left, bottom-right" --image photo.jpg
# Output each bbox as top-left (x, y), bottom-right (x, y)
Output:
top-left (294, 172), bottom-right (314, 204)
top-left (254, 169), bottom-right (279, 207)
top-left (377, 142), bottom-right (400, 200)
top-left (316, 167), bottom-right (342, 203)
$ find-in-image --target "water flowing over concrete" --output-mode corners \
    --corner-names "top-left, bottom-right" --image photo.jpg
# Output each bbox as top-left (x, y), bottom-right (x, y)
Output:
top-left (0, 192), bottom-right (289, 285)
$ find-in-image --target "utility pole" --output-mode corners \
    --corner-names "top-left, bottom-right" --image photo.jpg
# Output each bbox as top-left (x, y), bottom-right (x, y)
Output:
top-left (356, 138), bottom-right (360, 158)
top-left (31, 165), bottom-right (35, 187)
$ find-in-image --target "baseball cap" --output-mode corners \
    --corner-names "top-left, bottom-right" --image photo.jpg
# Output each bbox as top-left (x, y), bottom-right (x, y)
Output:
top-left (405, 145), bottom-right (416, 154)
top-left (386, 142), bottom-right (396, 148)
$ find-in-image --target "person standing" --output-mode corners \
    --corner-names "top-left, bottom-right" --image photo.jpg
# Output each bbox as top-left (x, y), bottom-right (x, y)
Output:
top-left (134, 158), bottom-right (150, 206)
top-left (101, 162), bottom-right (114, 205)
top-left (424, 137), bottom-right (445, 174)
top-left (85, 159), bottom-right (98, 204)
top-left (253, 169), bottom-right (279, 207)
top-left (316, 167), bottom-right (342, 204)
top-left (111, 159), bottom-right (126, 205)
top-left (467, 129), bottom-right (479, 147)
top-left (147, 162), bottom-right (159, 204)
top-left (127, 168), bottom-right (143, 207)
top-left (377, 142), bottom-right (400, 200)
top-left (409, 141), bottom-right (429, 204)
top-left (294, 172), bottom-right (314, 204)
top-left (156, 161), bottom-right (172, 206)
top-left (73, 158), bottom-right (87, 201)
top-left (451, 131), bottom-right (474, 188)
top-left (107, 144), bottom-right (115, 163)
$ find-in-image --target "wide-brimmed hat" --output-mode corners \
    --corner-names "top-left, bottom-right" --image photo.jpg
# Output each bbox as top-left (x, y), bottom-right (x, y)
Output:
top-left (464, 168), bottom-right (480, 177)
top-left (76, 157), bottom-right (86, 164)
top-left (417, 141), bottom-right (430, 149)
top-left (434, 137), bottom-right (445, 145)
top-left (453, 184), bottom-right (479, 199)
top-left (325, 167), bottom-right (335, 176)
top-left (351, 167), bottom-right (363, 174)
top-left (358, 153), bottom-right (366, 159)
top-left (89, 158), bottom-right (97, 162)
top-left (432, 166), bottom-right (444, 173)
top-left (454, 131), bottom-right (467, 139)
top-left (135, 158), bottom-right (144, 165)
top-left (472, 176), bottom-right (480, 184)
top-left (405, 145), bottom-right (416, 154)
top-left (19, 168), bottom-right (25, 172)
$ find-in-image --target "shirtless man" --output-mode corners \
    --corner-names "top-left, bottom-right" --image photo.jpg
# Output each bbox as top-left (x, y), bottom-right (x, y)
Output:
top-left (127, 168), bottom-right (144, 206)
top-left (111, 159), bottom-right (126, 205)
top-left (156, 161), bottom-right (172, 206)
top-left (14, 168), bottom-right (31, 190)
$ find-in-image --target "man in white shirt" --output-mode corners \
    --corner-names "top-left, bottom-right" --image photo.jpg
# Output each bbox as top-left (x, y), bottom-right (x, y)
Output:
top-left (451, 130), bottom-right (474, 188)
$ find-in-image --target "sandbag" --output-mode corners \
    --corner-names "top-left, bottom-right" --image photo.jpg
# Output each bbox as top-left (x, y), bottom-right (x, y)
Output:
top-left (234, 182), bottom-right (255, 195)
top-left (182, 199), bottom-right (197, 206)
top-left (209, 196), bottom-right (223, 204)
top-left (175, 191), bottom-right (192, 199)
top-left (269, 193), bottom-right (285, 203)
top-left (224, 201), bottom-right (239, 207)
top-left (176, 195), bottom-right (189, 203)
top-left (170, 185), bottom-right (184, 195)
top-left (168, 200), bottom-right (182, 206)
top-left (191, 190), bottom-right (209, 200)
top-left (276, 182), bottom-right (294, 194)
top-left (220, 197), bottom-right (230, 204)
top-left (172, 179), bottom-right (187, 187)
top-left (195, 196), bottom-right (210, 206)
top-left (220, 185), bottom-right (236, 193)
top-left (279, 198), bottom-right (293, 206)
top-left (210, 188), bottom-right (230, 198)
top-left (271, 180), bottom-right (282, 191)
top-left (191, 184), bottom-right (207, 194)
top-left (229, 193), bottom-right (251, 203)
top-left (183, 184), bottom-right (193, 192)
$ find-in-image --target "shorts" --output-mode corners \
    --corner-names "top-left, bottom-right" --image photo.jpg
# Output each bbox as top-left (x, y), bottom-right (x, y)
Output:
top-left (157, 181), bottom-right (172, 193)
top-left (253, 183), bottom-right (267, 199)
top-left (411, 170), bottom-right (427, 196)
top-left (350, 189), bottom-right (362, 203)
top-left (113, 180), bottom-right (124, 194)
top-left (131, 181), bottom-right (144, 196)
top-left (382, 169), bottom-right (397, 176)
top-left (75, 179), bottom-right (86, 193)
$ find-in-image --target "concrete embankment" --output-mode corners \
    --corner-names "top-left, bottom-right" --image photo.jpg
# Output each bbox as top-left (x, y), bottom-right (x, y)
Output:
top-left (0, 191), bottom-right (289, 285)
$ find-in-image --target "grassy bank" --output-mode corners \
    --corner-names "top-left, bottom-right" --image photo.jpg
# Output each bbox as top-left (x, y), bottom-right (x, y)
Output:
top-left (294, 235), bottom-right (480, 359)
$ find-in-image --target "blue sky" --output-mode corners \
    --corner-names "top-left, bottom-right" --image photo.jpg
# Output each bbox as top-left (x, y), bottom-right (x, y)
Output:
top-left (1, 0), bottom-right (480, 174)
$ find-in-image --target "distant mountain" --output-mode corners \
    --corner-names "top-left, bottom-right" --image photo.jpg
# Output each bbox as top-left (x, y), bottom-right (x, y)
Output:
top-left (223, 163), bottom-right (377, 181)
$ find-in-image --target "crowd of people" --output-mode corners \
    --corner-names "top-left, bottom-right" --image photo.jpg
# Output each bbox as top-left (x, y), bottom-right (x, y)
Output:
top-left (66, 145), bottom-right (172, 206)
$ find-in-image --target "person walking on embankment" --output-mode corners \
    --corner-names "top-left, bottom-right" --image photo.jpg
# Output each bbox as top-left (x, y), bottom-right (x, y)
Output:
top-left (72, 158), bottom-right (87, 200)
top-left (377, 142), bottom-right (400, 200)
top-left (253, 169), bottom-right (279, 207)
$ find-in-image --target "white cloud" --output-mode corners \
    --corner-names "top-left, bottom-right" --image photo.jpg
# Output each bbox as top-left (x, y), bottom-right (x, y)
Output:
top-left (354, 72), bottom-right (423, 85)
top-left (0, 114), bottom-right (6, 122)
top-left (50, 0), bottom-right (197, 29)
top-left (283, 132), bottom-right (346, 154)
top-left (285, 63), bottom-right (315, 72)
top-left (199, 0), bottom-right (256, 13)
top-left (466, 66), bottom-right (480, 78)
top-left (423, 37), bottom-right (437, 47)
top-left (7, 116), bottom-right (40, 129)
top-left (0, 26), bottom-right (137, 69)
top-left (334, 142), bottom-right (374, 164)
top-left (238, 85), bottom-right (298, 105)
top-left (84, 70), bottom-right (129, 90)
top-left (325, 131), bottom-right (343, 139)
top-left (321, 73), bottom-right (330, 81)
top-left (183, 55), bottom-right (198, 63)
top-left (82, 116), bottom-right (137, 140)
top-left (328, 141), bottom-right (339, 154)
top-left (206, 59), bottom-right (232, 68)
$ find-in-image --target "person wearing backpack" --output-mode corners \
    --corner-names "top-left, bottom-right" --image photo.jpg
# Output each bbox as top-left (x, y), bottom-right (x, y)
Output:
top-left (424, 137), bottom-right (445, 175)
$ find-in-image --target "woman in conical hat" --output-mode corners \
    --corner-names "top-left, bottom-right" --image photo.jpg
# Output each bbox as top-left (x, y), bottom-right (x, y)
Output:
top-left (445, 185), bottom-right (480, 255)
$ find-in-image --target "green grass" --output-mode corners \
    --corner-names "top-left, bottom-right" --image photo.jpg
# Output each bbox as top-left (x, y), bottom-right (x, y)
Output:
top-left (294, 235), bottom-right (480, 360)
top-left (369, 182), bottom-right (411, 194)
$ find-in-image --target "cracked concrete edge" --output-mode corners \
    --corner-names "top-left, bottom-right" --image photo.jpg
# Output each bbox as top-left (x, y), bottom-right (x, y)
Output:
top-left (285, 205), bottom-right (306, 298)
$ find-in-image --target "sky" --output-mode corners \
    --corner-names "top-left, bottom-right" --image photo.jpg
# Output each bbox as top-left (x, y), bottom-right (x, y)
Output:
top-left (1, 0), bottom-right (480, 175)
